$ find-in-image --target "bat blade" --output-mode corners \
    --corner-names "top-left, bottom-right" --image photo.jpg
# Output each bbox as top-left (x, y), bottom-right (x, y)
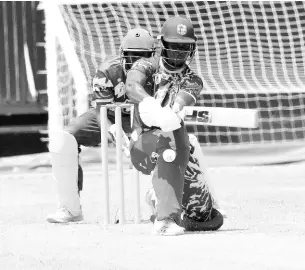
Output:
top-left (181, 106), bottom-right (259, 128)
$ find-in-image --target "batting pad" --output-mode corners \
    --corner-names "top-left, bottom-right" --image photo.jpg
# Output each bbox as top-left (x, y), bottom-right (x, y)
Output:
top-left (49, 131), bottom-right (81, 215)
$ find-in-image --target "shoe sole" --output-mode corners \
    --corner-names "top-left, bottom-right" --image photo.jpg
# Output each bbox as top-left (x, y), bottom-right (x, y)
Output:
top-left (153, 230), bottom-right (185, 236)
top-left (46, 215), bottom-right (83, 223)
top-left (153, 226), bottom-right (185, 236)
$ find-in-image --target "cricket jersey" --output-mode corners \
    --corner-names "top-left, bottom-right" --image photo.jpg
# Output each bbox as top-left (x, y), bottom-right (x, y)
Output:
top-left (129, 55), bottom-right (204, 131)
top-left (92, 56), bottom-right (131, 115)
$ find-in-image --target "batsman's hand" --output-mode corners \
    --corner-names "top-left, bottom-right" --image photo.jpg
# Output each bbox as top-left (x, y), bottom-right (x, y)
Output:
top-left (158, 107), bottom-right (181, 132)
top-left (139, 97), bottom-right (181, 132)
top-left (139, 97), bottom-right (161, 127)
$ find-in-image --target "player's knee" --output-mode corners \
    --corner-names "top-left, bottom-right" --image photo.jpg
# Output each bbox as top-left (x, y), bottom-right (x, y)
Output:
top-left (49, 130), bottom-right (78, 155)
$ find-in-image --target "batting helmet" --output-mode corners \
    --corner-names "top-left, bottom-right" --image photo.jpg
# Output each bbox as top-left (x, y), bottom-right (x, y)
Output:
top-left (158, 16), bottom-right (197, 70)
top-left (159, 16), bottom-right (197, 44)
top-left (120, 28), bottom-right (155, 71)
top-left (121, 28), bottom-right (155, 51)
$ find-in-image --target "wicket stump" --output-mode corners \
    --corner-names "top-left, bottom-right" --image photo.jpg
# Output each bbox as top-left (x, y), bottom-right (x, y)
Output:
top-left (97, 101), bottom-right (140, 225)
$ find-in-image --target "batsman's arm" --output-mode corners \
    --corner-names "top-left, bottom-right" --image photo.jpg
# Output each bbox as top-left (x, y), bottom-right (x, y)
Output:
top-left (126, 62), bottom-right (181, 131)
top-left (173, 91), bottom-right (196, 112)
top-left (125, 69), bottom-right (150, 103)
top-left (173, 74), bottom-right (203, 112)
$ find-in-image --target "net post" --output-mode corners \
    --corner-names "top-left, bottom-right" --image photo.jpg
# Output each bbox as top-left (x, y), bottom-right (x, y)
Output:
top-left (44, 1), bottom-right (64, 142)
top-left (46, 2), bottom-right (88, 117)
top-left (100, 106), bottom-right (110, 225)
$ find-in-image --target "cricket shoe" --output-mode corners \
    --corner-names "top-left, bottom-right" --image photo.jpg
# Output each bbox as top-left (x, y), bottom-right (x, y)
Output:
top-left (153, 218), bottom-right (185, 236)
top-left (145, 188), bottom-right (157, 223)
top-left (46, 207), bottom-right (83, 223)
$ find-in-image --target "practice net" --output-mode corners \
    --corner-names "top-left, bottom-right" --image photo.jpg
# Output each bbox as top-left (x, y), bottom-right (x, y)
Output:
top-left (50, 1), bottom-right (305, 150)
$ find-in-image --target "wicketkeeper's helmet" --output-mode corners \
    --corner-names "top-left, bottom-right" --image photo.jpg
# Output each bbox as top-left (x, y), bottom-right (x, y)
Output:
top-left (120, 28), bottom-right (155, 71)
top-left (158, 16), bottom-right (197, 69)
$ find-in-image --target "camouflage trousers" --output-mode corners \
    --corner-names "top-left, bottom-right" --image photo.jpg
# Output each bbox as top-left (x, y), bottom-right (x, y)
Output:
top-left (147, 134), bottom-right (223, 231)
top-left (181, 134), bottom-right (218, 223)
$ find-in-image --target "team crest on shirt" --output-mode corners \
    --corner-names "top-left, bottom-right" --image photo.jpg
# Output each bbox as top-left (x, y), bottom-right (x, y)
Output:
top-left (177, 24), bottom-right (187, 36)
top-left (114, 82), bottom-right (125, 98)
top-left (181, 79), bottom-right (202, 97)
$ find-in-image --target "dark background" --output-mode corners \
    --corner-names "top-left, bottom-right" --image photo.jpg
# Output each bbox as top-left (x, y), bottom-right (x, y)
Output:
top-left (0, 2), bottom-right (48, 158)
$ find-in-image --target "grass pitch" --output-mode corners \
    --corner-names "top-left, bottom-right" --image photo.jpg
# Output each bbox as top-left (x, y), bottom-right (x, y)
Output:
top-left (0, 154), bottom-right (305, 270)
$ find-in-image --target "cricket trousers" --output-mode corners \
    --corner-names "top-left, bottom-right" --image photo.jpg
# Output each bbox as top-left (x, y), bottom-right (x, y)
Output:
top-left (130, 124), bottom-right (190, 223)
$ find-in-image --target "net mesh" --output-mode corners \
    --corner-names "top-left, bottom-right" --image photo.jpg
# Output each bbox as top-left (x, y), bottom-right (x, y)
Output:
top-left (56, 39), bottom-right (77, 126)
top-left (56, 1), bottom-right (305, 145)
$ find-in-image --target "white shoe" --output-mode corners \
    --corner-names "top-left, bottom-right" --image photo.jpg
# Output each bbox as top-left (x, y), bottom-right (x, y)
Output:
top-left (145, 188), bottom-right (157, 222)
top-left (46, 207), bottom-right (83, 223)
top-left (153, 218), bottom-right (185, 236)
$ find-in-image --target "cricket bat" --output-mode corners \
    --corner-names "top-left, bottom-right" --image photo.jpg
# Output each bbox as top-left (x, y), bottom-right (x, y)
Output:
top-left (180, 106), bottom-right (259, 128)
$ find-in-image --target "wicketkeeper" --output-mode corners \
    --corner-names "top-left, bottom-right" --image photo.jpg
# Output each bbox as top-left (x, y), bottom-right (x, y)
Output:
top-left (126, 16), bottom-right (223, 235)
top-left (47, 28), bottom-right (156, 223)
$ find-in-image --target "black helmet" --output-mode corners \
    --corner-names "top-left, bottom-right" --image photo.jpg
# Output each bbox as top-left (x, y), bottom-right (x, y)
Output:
top-left (158, 17), bottom-right (197, 70)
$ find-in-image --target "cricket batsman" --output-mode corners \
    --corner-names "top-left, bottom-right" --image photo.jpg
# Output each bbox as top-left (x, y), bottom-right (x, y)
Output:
top-left (47, 28), bottom-right (156, 223)
top-left (47, 23), bottom-right (223, 234)
top-left (126, 16), bottom-right (223, 235)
